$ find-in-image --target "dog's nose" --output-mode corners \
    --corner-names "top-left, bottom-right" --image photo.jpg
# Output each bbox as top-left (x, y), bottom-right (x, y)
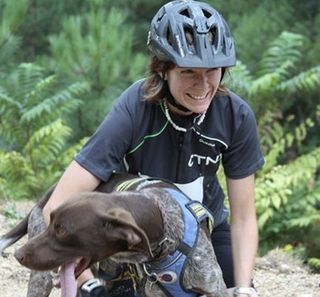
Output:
top-left (14, 248), bottom-right (27, 264)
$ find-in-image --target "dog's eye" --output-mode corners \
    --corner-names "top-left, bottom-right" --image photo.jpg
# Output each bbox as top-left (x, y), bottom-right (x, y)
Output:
top-left (102, 222), bottom-right (109, 228)
top-left (102, 221), bottom-right (114, 229)
top-left (54, 223), bottom-right (67, 237)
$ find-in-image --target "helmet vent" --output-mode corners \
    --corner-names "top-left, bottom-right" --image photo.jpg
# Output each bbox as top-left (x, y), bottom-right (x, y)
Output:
top-left (179, 9), bottom-right (191, 18)
top-left (185, 28), bottom-right (194, 45)
top-left (202, 9), bottom-right (212, 19)
top-left (157, 8), bottom-right (165, 22)
top-left (184, 28), bottom-right (195, 54)
top-left (209, 27), bottom-right (217, 46)
top-left (167, 27), bottom-right (173, 45)
top-left (221, 36), bottom-right (228, 55)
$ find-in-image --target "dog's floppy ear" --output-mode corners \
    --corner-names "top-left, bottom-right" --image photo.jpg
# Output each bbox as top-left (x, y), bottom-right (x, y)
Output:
top-left (102, 207), bottom-right (153, 258)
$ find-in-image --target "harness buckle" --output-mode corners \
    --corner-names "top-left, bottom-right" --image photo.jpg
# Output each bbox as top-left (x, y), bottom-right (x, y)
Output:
top-left (187, 201), bottom-right (214, 233)
top-left (143, 264), bottom-right (158, 283)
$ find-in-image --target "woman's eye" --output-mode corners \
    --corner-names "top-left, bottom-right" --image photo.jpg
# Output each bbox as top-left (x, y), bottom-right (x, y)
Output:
top-left (180, 70), bottom-right (194, 77)
top-left (207, 68), bottom-right (218, 74)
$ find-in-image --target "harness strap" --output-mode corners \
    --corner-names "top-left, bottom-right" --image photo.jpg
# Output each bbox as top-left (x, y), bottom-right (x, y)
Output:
top-left (114, 177), bottom-right (149, 192)
top-left (186, 200), bottom-right (214, 233)
top-left (145, 188), bottom-right (214, 297)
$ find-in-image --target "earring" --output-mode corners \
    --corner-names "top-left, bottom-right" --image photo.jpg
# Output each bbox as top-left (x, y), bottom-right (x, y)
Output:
top-left (160, 70), bottom-right (167, 80)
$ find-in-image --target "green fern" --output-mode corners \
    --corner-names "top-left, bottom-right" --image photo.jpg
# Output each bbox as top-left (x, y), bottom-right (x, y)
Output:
top-left (0, 63), bottom-right (89, 199)
top-left (0, 0), bottom-right (28, 69)
top-left (229, 31), bottom-right (320, 114)
top-left (257, 32), bottom-right (304, 76)
top-left (0, 151), bottom-right (37, 199)
top-left (24, 119), bottom-right (72, 167)
top-left (226, 61), bottom-right (252, 96)
top-left (228, 31), bottom-right (320, 261)
top-left (259, 115), bottom-right (315, 173)
top-left (279, 65), bottom-right (320, 94)
top-left (256, 147), bottom-right (320, 226)
top-left (20, 81), bottom-right (86, 123)
top-left (0, 63), bottom-right (88, 150)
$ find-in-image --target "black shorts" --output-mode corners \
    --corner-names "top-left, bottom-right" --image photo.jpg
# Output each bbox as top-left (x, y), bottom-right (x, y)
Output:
top-left (211, 220), bottom-right (234, 288)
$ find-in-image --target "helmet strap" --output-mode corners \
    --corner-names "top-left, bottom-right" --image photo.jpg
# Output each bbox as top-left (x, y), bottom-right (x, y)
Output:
top-left (164, 83), bottom-right (192, 113)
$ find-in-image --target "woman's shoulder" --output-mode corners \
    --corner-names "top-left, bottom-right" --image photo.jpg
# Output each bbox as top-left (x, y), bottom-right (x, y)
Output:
top-left (216, 89), bottom-right (250, 107)
top-left (213, 90), bottom-right (254, 116)
top-left (111, 79), bottom-right (160, 123)
top-left (115, 79), bottom-right (153, 108)
top-left (118, 79), bottom-right (145, 102)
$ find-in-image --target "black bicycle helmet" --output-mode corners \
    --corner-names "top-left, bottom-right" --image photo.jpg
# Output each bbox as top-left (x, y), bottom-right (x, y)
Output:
top-left (147, 0), bottom-right (236, 68)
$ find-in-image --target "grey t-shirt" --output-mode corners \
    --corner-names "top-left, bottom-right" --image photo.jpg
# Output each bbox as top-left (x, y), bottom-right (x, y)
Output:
top-left (75, 79), bottom-right (264, 226)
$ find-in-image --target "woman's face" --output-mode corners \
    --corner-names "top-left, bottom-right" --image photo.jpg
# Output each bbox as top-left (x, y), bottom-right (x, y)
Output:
top-left (166, 67), bottom-right (222, 114)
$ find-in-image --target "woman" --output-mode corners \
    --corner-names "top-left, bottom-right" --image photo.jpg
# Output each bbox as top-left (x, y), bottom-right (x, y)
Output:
top-left (43, 1), bottom-right (264, 296)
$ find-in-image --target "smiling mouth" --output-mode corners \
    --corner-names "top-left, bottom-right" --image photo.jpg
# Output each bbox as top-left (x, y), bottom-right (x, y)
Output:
top-left (187, 92), bottom-right (208, 100)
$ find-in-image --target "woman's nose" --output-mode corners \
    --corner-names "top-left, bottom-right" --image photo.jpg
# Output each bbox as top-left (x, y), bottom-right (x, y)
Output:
top-left (193, 73), bottom-right (208, 87)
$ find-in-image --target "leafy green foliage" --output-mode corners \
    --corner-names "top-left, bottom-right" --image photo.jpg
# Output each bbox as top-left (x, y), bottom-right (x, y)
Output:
top-left (3, 205), bottom-right (24, 220)
top-left (47, 2), bottom-right (148, 136)
top-left (308, 257), bottom-right (320, 272)
top-left (227, 31), bottom-right (320, 117)
top-left (0, 0), bottom-right (28, 71)
top-left (0, 63), bottom-right (89, 199)
top-left (228, 1), bottom-right (294, 70)
top-left (227, 31), bottom-right (320, 261)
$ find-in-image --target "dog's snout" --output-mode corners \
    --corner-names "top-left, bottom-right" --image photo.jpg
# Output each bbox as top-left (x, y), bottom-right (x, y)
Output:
top-left (14, 248), bottom-right (29, 264)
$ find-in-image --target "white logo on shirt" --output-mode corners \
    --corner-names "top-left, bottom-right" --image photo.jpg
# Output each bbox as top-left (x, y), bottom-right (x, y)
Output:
top-left (188, 153), bottom-right (222, 167)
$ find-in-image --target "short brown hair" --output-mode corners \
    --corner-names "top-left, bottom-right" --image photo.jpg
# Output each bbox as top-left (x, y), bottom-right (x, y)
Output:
top-left (142, 56), bottom-right (229, 103)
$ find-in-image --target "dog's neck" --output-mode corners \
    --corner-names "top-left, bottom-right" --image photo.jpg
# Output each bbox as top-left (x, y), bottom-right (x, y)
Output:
top-left (110, 193), bottom-right (165, 260)
top-left (110, 189), bottom-right (183, 264)
top-left (139, 188), bottom-right (183, 260)
top-left (151, 197), bottom-right (181, 257)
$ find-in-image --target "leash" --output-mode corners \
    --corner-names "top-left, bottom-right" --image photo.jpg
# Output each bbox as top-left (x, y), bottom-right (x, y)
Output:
top-left (98, 264), bottom-right (140, 297)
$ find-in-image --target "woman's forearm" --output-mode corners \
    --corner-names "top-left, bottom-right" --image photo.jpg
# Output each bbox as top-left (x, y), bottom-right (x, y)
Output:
top-left (43, 160), bottom-right (101, 225)
top-left (227, 175), bottom-right (258, 289)
top-left (231, 214), bottom-right (258, 287)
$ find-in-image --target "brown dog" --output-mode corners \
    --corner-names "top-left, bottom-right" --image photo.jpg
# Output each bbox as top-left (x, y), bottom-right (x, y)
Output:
top-left (4, 174), bottom-right (228, 296)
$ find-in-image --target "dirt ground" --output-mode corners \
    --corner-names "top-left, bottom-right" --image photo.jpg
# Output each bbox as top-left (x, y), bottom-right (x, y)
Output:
top-left (0, 200), bottom-right (319, 297)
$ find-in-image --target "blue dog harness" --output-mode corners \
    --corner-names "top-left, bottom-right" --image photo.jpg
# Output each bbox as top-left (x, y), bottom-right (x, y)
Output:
top-left (112, 178), bottom-right (214, 297)
top-left (142, 188), bottom-right (214, 297)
